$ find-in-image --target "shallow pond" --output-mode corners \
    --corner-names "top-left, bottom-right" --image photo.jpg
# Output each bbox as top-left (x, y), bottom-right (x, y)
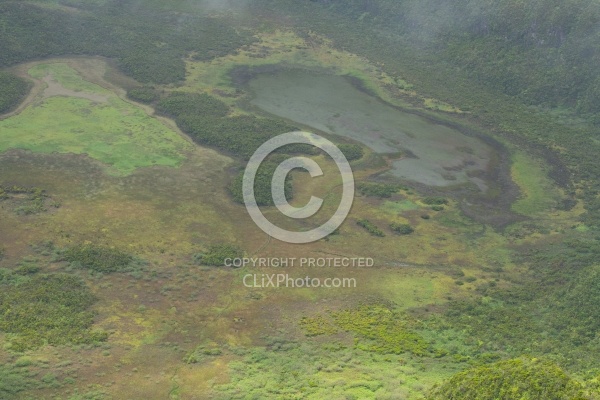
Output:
top-left (247, 69), bottom-right (494, 190)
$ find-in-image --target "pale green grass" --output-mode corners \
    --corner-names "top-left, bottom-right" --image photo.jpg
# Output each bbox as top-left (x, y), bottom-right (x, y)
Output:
top-left (0, 64), bottom-right (192, 175)
top-left (28, 63), bottom-right (111, 94)
top-left (381, 199), bottom-right (421, 214)
top-left (511, 152), bottom-right (561, 216)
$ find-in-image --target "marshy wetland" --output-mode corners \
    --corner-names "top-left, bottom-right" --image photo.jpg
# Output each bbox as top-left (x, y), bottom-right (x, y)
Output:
top-left (0, 2), bottom-right (599, 399)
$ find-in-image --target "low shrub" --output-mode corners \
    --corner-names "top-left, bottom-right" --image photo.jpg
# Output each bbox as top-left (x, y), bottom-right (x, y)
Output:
top-left (357, 182), bottom-right (404, 198)
top-left (127, 86), bottom-right (159, 104)
top-left (0, 271), bottom-right (107, 351)
top-left (61, 245), bottom-right (135, 273)
top-left (390, 223), bottom-right (414, 235)
top-left (193, 243), bottom-right (243, 267)
top-left (357, 219), bottom-right (385, 237)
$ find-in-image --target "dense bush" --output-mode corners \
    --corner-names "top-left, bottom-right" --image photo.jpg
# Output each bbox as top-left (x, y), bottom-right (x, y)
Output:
top-left (177, 114), bottom-right (297, 159)
top-left (357, 219), bottom-right (385, 237)
top-left (193, 243), bottom-right (243, 266)
top-left (357, 182), bottom-right (404, 198)
top-left (390, 222), bottom-right (414, 235)
top-left (61, 245), bottom-right (135, 273)
top-left (229, 161), bottom-right (293, 206)
top-left (156, 92), bottom-right (229, 118)
top-left (0, 1), bottom-right (255, 84)
top-left (0, 72), bottom-right (29, 114)
top-left (422, 197), bottom-right (449, 205)
top-left (338, 143), bottom-right (365, 161)
top-left (0, 364), bottom-right (37, 397)
top-left (427, 358), bottom-right (585, 400)
top-left (0, 272), bottom-right (107, 351)
top-left (126, 86), bottom-right (159, 104)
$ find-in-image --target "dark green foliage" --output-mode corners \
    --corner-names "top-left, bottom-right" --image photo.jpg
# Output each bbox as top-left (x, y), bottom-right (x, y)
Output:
top-left (338, 143), bottom-right (364, 161)
top-left (554, 265), bottom-right (600, 340)
top-left (357, 219), bottom-right (385, 237)
top-left (441, 236), bottom-right (600, 372)
top-left (0, 364), bottom-right (37, 397)
top-left (229, 156), bottom-right (294, 206)
top-left (0, 272), bottom-right (107, 351)
top-left (229, 161), bottom-right (293, 206)
top-left (357, 182), bottom-right (404, 198)
top-left (0, 72), bottom-right (29, 114)
top-left (0, 1), bottom-right (255, 84)
top-left (177, 114), bottom-right (297, 159)
top-left (427, 357), bottom-right (585, 400)
top-left (430, 205), bottom-right (444, 211)
top-left (422, 197), bottom-right (449, 205)
top-left (156, 92), bottom-right (229, 118)
top-left (390, 222), bottom-right (414, 235)
top-left (193, 244), bottom-right (243, 267)
top-left (156, 92), bottom-right (303, 160)
top-left (61, 245), bottom-right (135, 273)
top-left (126, 86), bottom-right (159, 104)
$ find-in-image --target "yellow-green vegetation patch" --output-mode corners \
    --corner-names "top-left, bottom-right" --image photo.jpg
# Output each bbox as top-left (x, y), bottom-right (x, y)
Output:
top-left (423, 98), bottom-right (465, 113)
top-left (0, 63), bottom-right (192, 175)
top-left (381, 199), bottom-right (421, 214)
top-left (301, 304), bottom-right (436, 356)
top-left (0, 269), bottom-right (107, 351)
top-left (185, 31), bottom-right (416, 107)
top-left (427, 357), bottom-right (587, 400)
top-left (28, 63), bottom-right (111, 94)
top-left (511, 152), bottom-right (561, 216)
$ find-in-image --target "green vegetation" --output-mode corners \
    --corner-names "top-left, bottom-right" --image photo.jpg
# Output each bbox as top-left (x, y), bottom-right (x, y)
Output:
top-left (390, 222), bottom-right (414, 235)
top-left (301, 305), bottom-right (435, 356)
top-left (0, 185), bottom-right (56, 215)
top-left (442, 236), bottom-right (600, 372)
top-left (357, 182), bottom-right (404, 198)
top-left (0, 72), bottom-right (29, 114)
top-left (338, 143), bottom-right (365, 161)
top-left (0, 363), bottom-right (37, 398)
top-left (511, 152), bottom-right (561, 215)
top-left (156, 92), bottom-right (229, 118)
top-left (422, 197), bottom-right (449, 206)
top-left (177, 114), bottom-right (297, 159)
top-left (184, 343), bottom-right (223, 364)
top-left (0, 1), bottom-right (254, 84)
top-left (427, 358), bottom-right (585, 400)
top-left (357, 219), bottom-right (385, 237)
top-left (229, 160), bottom-right (293, 206)
top-left (193, 243), bottom-right (243, 267)
top-left (264, 0), bottom-right (600, 230)
top-left (155, 91), bottom-right (301, 159)
top-left (126, 86), bottom-right (159, 104)
top-left (61, 245), bottom-right (136, 273)
top-left (0, 271), bottom-right (107, 351)
top-left (0, 63), bottom-right (192, 175)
